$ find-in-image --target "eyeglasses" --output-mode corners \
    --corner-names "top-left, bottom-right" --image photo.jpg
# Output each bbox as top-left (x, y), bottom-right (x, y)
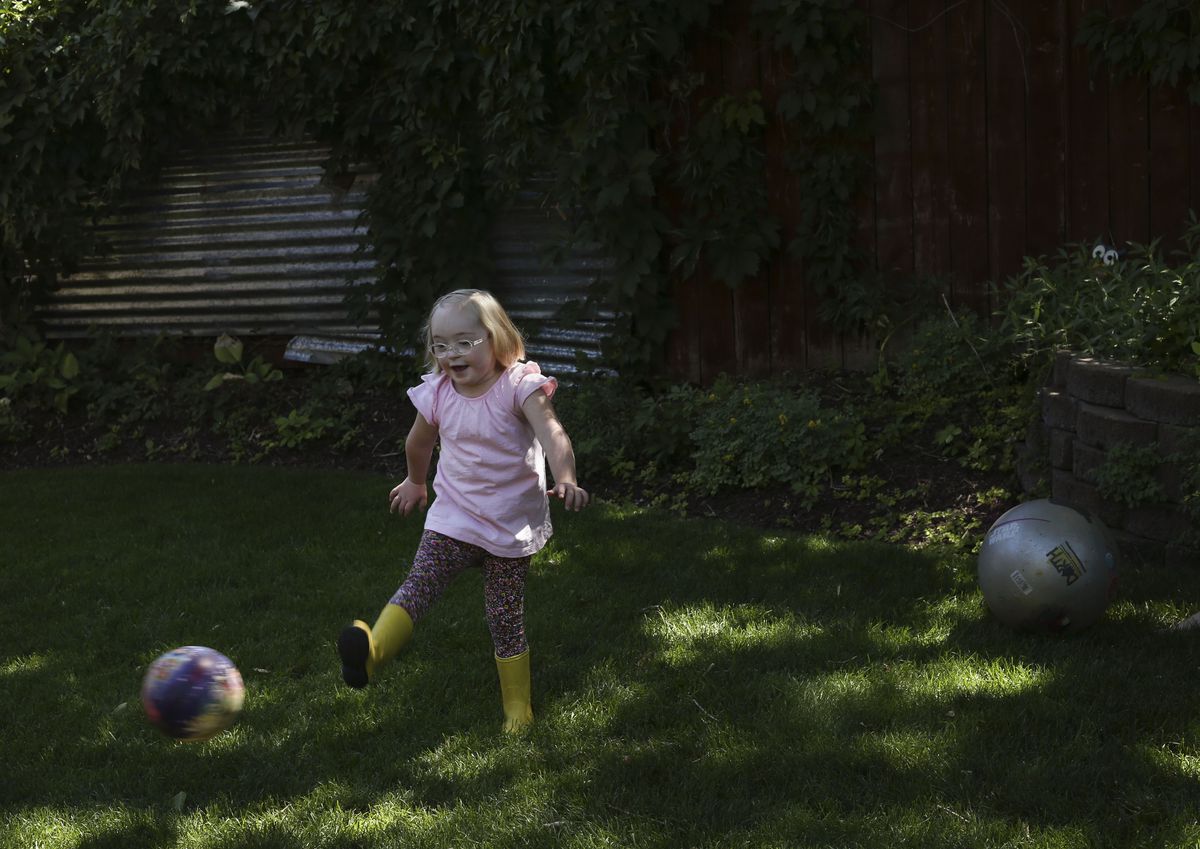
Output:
top-left (429, 336), bottom-right (487, 358)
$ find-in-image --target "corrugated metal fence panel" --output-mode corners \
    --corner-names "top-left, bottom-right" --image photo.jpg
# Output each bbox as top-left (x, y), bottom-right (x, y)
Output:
top-left (39, 129), bottom-right (379, 340)
top-left (37, 128), bottom-right (616, 375)
top-left (489, 185), bottom-right (615, 376)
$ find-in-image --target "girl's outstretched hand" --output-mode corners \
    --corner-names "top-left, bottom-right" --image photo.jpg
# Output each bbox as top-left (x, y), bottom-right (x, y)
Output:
top-left (549, 482), bottom-right (590, 512)
top-left (389, 478), bottom-right (428, 516)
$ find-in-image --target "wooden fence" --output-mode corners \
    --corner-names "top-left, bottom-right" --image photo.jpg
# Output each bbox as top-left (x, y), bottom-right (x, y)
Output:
top-left (667, 0), bottom-right (1200, 382)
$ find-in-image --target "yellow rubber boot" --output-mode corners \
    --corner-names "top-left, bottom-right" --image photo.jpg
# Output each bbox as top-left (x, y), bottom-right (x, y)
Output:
top-left (495, 649), bottom-right (533, 733)
top-left (338, 603), bottom-right (413, 688)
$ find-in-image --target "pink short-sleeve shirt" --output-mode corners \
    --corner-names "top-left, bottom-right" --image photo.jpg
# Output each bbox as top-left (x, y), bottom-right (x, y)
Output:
top-left (406, 361), bottom-right (557, 558)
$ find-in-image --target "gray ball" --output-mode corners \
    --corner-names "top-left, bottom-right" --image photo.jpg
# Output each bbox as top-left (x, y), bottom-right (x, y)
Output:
top-left (977, 499), bottom-right (1120, 633)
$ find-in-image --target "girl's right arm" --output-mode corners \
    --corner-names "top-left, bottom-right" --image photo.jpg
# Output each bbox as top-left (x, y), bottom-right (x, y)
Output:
top-left (389, 413), bottom-right (438, 516)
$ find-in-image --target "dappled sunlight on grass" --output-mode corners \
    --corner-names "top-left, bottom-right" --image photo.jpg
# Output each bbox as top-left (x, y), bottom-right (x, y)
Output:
top-left (863, 620), bottom-right (948, 654)
top-left (1176, 752), bottom-right (1200, 781)
top-left (355, 794), bottom-right (440, 834)
top-left (141, 783), bottom-right (448, 848)
top-left (246, 782), bottom-right (437, 844)
top-left (3, 805), bottom-right (179, 848)
top-left (414, 732), bottom-right (523, 784)
top-left (790, 534), bottom-right (843, 554)
top-left (533, 539), bottom-right (567, 569)
top-left (765, 654), bottom-right (1053, 753)
top-left (1141, 743), bottom-right (1200, 781)
top-left (910, 654), bottom-right (1051, 700)
top-left (1105, 597), bottom-right (1197, 630)
top-left (6, 466), bottom-right (1200, 848)
top-left (698, 543), bottom-right (734, 563)
top-left (638, 590), bottom-right (985, 674)
top-left (749, 529), bottom-right (863, 560)
top-left (643, 601), bottom-right (823, 668)
top-left (855, 727), bottom-right (958, 777)
top-left (757, 535), bottom-right (788, 551)
top-left (779, 667), bottom-right (892, 729)
top-left (548, 674), bottom-right (651, 737)
top-left (740, 799), bottom-right (1109, 849)
top-left (904, 593), bottom-right (987, 642)
top-left (0, 652), bottom-right (48, 677)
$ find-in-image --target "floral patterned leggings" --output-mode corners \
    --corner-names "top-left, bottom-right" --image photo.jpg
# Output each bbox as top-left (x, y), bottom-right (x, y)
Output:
top-left (389, 530), bottom-right (530, 658)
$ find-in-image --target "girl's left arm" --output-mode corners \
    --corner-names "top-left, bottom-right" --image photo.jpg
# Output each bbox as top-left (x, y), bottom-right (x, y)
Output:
top-left (521, 390), bottom-right (590, 511)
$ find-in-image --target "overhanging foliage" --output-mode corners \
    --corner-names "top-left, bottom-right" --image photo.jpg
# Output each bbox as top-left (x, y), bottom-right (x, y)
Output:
top-left (1, 0), bottom-right (874, 371)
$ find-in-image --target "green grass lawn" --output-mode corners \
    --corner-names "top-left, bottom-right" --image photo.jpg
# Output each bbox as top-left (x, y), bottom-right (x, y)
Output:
top-left (2, 464), bottom-right (1200, 848)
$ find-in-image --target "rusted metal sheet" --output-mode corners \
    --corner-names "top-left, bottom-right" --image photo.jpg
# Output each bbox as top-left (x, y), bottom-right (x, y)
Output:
top-left (488, 185), bottom-right (615, 375)
top-left (38, 129), bottom-right (615, 375)
top-left (40, 130), bottom-right (378, 342)
top-left (284, 183), bottom-right (618, 375)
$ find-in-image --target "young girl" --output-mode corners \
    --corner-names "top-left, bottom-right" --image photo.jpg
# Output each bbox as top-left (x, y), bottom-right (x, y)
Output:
top-left (337, 289), bottom-right (589, 733)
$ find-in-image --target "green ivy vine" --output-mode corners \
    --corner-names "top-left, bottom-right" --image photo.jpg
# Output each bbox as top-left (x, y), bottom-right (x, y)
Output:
top-left (753, 0), bottom-right (874, 326)
top-left (1, 0), bottom-right (875, 374)
top-left (1077, 0), bottom-right (1200, 103)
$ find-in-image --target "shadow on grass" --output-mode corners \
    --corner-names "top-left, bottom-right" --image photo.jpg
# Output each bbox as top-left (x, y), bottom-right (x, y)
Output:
top-left (71, 817), bottom-right (178, 849)
top-left (4, 468), bottom-right (1200, 848)
top-left (519, 507), bottom-right (1200, 845)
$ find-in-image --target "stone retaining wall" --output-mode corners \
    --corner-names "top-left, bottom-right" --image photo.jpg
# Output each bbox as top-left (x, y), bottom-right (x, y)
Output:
top-left (1032, 353), bottom-right (1199, 568)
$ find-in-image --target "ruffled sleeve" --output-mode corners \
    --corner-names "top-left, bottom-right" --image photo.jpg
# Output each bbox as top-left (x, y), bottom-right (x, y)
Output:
top-left (406, 372), bottom-right (445, 425)
top-left (511, 361), bottom-right (557, 412)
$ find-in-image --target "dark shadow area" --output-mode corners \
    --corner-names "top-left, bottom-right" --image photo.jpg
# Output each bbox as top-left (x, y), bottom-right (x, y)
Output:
top-left (71, 816), bottom-right (179, 849)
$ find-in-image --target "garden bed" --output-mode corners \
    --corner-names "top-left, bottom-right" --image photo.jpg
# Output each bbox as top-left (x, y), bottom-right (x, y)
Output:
top-left (0, 359), bottom-right (1020, 551)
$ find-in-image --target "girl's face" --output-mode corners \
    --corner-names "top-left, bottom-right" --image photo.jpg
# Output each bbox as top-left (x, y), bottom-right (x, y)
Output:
top-left (429, 303), bottom-right (500, 397)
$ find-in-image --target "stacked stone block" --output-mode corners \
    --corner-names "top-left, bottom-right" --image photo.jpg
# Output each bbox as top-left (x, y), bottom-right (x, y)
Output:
top-left (1038, 353), bottom-right (1199, 568)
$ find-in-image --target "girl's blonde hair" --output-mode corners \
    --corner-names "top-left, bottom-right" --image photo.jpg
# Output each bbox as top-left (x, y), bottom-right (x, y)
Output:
top-left (422, 289), bottom-right (525, 373)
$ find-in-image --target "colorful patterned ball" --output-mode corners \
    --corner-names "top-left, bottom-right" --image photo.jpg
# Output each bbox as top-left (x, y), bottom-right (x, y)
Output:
top-left (141, 646), bottom-right (245, 741)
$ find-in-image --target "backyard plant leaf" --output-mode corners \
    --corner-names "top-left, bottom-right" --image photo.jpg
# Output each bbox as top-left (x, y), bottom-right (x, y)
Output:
top-left (214, 335), bottom-right (243, 365)
top-left (60, 351), bottom-right (79, 379)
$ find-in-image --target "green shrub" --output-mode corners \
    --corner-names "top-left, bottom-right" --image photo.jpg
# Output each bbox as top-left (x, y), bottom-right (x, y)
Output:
top-left (269, 407), bottom-right (336, 451)
top-left (998, 229), bottom-right (1200, 376)
top-left (559, 374), bottom-right (870, 508)
top-left (265, 399), bottom-right (364, 456)
top-left (557, 378), bottom-right (703, 484)
top-left (204, 334), bottom-right (283, 391)
top-left (0, 333), bottom-right (82, 414)
top-left (880, 311), bottom-right (997, 433)
top-left (689, 377), bottom-right (867, 505)
top-left (867, 309), bottom-right (1034, 474)
top-left (76, 332), bottom-right (178, 426)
